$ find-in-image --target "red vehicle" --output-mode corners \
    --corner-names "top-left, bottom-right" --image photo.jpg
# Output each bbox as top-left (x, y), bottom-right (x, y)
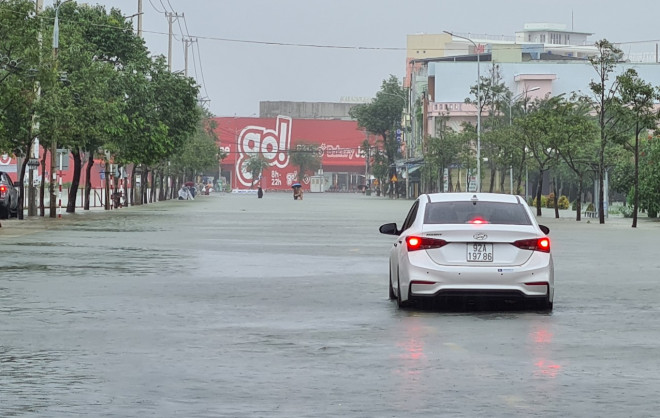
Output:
top-left (0, 171), bottom-right (19, 219)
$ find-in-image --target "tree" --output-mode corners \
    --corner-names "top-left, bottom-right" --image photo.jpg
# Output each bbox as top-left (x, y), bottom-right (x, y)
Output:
top-left (517, 97), bottom-right (566, 216)
top-left (424, 115), bottom-right (466, 193)
top-left (110, 56), bottom-right (199, 205)
top-left (465, 63), bottom-right (511, 191)
top-left (588, 39), bottom-right (626, 224)
top-left (244, 154), bottom-right (270, 188)
top-left (638, 135), bottom-right (660, 217)
top-left (170, 112), bottom-right (225, 191)
top-left (554, 95), bottom-right (600, 221)
top-left (616, 69), bottom-right (660, 227)
top-left (56, 3), bottom-right (146, 213)
top-left (288, 141), bottom-right (321, 182)
top-left (0, 0), bottom-right (43, 219)
top-left (349, 75), bottom-right (405, 197)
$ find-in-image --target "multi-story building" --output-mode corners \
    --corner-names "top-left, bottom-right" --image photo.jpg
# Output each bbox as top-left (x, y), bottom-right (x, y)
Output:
top-left (403, 23), bottom-right (660, 195)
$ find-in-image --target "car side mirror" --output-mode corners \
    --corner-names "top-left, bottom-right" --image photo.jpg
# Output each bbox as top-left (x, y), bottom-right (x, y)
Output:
top-left (539, 225), bottom-right (550, 235)
top-left (14, 181), bottom-right (21, 187)
top-left (379, 222), bottom-right (399, 236)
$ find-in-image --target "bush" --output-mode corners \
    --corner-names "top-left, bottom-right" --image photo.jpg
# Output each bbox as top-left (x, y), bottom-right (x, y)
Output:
top-left (557, 195), bottom-right (569, 209)
top-left (546, 193), bottom-right (555, 208)
top-left (530, 195), bottom-right (547, 208)
top-left (620, 205), bottom-right (634, 218)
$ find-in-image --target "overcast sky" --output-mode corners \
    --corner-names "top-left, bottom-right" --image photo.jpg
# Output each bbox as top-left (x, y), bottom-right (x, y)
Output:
top-left (80, 0), bottom-right (659, 117)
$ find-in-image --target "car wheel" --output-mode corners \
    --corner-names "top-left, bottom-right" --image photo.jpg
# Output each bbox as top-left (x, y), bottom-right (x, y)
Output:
top-left (537, 295), bottom-right (553, 311)
top-left (10, 200), bottom-right (18, 218)
top-left (396, 277), bottom-right (409, 308)
top-left (388, 267), bottom-right (396, 300)
top-left (0, 205), bottom-right (8, 220)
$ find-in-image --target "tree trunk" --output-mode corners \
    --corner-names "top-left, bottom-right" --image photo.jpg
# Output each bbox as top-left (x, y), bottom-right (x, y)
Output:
top-left (83, 153), bottom-right (93, 210)
top-left (536, 169), bottom-right (544, 216)
top-left (632, 126), bottom-right (639, 228)
top-left (553, 177), bottom-right (559, 219)
top-left (489, 162), bottom-right (496, 193)
top-left (141, 168), bottom-right (149, 204)
top-left (598, 139), bottom-right (606, 224)
top-left (448, 168), bottom-right (453, 192)
top-left (499, 168), bottom-right (506, 193)
top-left (39, 149), bottom-right (48, 217)
top-left (575, 176), bottom-right (583, 222)
top-left (66, 150), bottom-right (82, 213)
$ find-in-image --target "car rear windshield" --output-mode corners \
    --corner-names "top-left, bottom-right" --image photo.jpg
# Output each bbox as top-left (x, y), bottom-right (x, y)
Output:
top-left (423, 201), bottom-right (532, 225)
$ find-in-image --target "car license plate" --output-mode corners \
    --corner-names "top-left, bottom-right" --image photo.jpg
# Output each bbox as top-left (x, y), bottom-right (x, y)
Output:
top-left (467, 243), bottom-right (493, 262)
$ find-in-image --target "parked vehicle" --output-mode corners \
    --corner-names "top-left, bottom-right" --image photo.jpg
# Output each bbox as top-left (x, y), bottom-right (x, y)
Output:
top-left (0, 171), bottom-right (19, 219)
top-left (379, 192), bottom-right (554, 310)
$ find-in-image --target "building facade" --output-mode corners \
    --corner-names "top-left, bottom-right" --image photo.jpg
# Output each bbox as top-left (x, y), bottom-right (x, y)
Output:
top-left (403, 23), bottom-right (660, 195)
top-left (214, 116), bottom-right (372, 192)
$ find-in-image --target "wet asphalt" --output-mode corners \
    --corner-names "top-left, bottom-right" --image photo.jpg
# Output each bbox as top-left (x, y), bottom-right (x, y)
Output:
top-left (1, 192), bottom-right (660, 417)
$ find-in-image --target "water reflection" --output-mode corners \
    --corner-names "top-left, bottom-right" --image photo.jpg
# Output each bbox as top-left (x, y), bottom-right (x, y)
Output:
top-left (530, 326), bottom-right (561, 378)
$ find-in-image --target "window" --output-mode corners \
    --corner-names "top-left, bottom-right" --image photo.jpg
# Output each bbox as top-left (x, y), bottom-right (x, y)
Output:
top-left (550, 33), bottom-right (563, 44)
top-left (424, 202), bottom-right (532, 225)
top-left (400, 200), bottom-right (420, 233)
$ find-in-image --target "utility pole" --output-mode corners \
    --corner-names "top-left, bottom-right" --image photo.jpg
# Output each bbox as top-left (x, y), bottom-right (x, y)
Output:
top-left (50, 0), bottom-right (70, 218)
top-left (137, 0), bottom-right (143, 37)
top-left (184, 37), bottom-right (196, 77)
top-left (166, 12), bottom-right (183, 71)
top-left (27, 0), bottom-right (45, 218)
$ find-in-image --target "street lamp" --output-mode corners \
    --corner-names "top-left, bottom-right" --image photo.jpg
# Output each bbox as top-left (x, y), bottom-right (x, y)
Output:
top-left (50, 0), bottom-right (72, 218)
top-left (444, 31), bottom-right (480, 192)
top-left (508, 87), bottom-right (540, 194)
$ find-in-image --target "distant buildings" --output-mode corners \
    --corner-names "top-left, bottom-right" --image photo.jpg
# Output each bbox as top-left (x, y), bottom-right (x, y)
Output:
top-left (402, 23), bottom-right (660, 194)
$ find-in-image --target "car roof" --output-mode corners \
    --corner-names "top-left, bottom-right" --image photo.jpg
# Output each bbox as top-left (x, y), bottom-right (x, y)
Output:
top-left (423, 192), bottom-right (524, 204)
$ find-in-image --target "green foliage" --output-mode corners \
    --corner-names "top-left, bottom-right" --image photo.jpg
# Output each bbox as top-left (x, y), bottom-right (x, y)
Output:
top-left (170, 114), bottom-right (223, 180)
top-left (244, 154), bottom-right (270, 187)
top-left (349, 75), bottom-right (405, 179)
top-left (557, 195), bottom-right (570, 209)
top-left (587, 39), bottom-right (626, 222)
top-left (0, 0), bottom-right (41, 155)
top-left (530, 195), bottom-right (547, 208)
top-left (619, 204), bottom-right (634, 218)
top-left (288, 141), bottom-right (322, 181)
top-left (532, 193), bottom-right (569, 209)
top-left (638, 135), bottom-right (660, 217)
top-left (424, 124), bottom-right (468, 191)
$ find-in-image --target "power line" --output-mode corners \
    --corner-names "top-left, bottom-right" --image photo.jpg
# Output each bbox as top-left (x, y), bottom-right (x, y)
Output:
top-left (195, 39), bottom-right (209, 100)
top-left (158, 0), bottom-right (169, 13)
top-left (147, 0), bottom-right (165, 14)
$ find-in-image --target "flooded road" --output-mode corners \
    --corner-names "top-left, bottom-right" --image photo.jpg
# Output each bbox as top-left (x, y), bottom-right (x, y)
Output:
top-left (2, 193), bottom-right (660, 417)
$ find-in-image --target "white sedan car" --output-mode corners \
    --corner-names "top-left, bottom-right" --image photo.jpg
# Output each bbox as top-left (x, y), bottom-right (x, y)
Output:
top-left (380, 193), bottom-right (554, 310)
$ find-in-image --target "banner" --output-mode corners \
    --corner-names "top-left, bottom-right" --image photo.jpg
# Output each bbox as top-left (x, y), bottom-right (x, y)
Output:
top-left (214, 116), bottom-right (370, 190)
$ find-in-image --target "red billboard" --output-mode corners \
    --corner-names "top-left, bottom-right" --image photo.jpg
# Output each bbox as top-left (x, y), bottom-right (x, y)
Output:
top-left (214, 116), bottom-right (370, 190)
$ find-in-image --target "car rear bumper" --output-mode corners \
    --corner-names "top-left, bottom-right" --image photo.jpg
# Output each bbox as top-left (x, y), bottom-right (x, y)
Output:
top-left (404, 255), bottom-right (554, 302)
top-left (411, 287), bottom-right (551, 304)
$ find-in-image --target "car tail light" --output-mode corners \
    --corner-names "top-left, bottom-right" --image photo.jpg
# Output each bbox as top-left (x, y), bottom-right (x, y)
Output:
top-left (406, 236), bottom-right (447, 251)
top-left (0, 185), bottom-right (6, 193)
top-left (468, 216), bottom-right (489, 224)
top-left (513, 237), bottom-right (550, 253)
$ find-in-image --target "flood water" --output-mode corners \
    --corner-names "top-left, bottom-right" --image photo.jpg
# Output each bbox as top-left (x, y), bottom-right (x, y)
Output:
top-left (2, 193), bottom-right (660, 417)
